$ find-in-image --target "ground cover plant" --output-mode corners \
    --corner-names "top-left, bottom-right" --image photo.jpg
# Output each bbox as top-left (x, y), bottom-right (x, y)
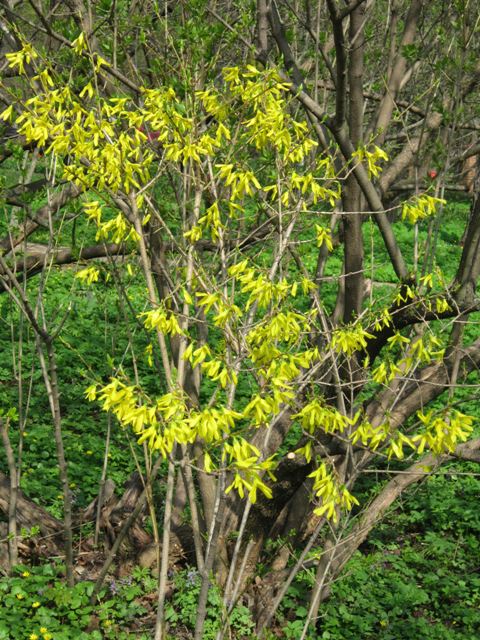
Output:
top-left (0, 1), bottom-right (479, 638)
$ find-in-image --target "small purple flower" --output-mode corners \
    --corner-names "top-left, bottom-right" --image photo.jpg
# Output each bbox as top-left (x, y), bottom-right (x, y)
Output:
top-left (186, 569), bottom-right (198, 586)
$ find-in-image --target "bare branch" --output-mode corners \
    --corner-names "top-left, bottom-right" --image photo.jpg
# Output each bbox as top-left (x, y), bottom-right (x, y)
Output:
top-left (373, 0), bottom-right (423, 145)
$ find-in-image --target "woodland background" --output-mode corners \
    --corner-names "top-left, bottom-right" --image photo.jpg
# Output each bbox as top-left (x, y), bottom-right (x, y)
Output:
top-left (0, 1), bottom-right (479, 639)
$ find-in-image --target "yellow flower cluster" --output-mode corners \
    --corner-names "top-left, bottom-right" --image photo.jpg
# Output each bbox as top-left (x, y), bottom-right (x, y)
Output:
top-left (402, 194), bottom-right (446, 224)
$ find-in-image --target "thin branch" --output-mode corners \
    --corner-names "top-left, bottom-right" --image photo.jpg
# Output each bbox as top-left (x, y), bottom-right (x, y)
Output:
top-left (5, 1), bottom-right (141, 93)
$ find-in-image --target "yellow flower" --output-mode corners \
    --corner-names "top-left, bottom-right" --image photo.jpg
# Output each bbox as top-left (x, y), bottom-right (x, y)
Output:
top-left (39, 629), bottom-right (47, 634)
top-left (43, 635), bottom-right (52, 640)
top-left (29, 634), bottom-right (38, 640)
top-left (22, 571), bottom-right (30, 577)
top-left (84, 385), bottom-right (97, 402)
top-left (16, 593), bottom-right (25, 599)
top-left (0, 105), bottom-right (14, 121)
top-left (32, 601), bottom-right (40, 608)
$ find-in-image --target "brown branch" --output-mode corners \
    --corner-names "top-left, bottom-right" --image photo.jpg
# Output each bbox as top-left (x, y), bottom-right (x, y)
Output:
top-left (0, 471), bottom-right (63, 539)
top-left (366, 335), bottom-right (480, 432)
top-left (334, 126), bottom-right (409, 279)
top-left (0, 418), bottom-right (19, 569)
top-left (326, 0), bottom-right (348, 129)
top-left (326, 437), bottom-right (480, 592)
top-left (256, 0), bottom-right (269, 65)
top-left (266, 4), bottom-right (331, 151)
top-left (91, 456), bottom-right (164, 602)
top-left (4, 1), bottom-right (140, 93)
top-left (339, 0), bottom-right (368, 20)
top-left (268, 1), bottom-right (304, 87)
top-left (0, 210), bottom-right (276, 293)
top-left (0, 183), bottom-right (83, 254)
top-left (452, 444), bottom-right (480, 463)
top-left (0, 242), bottom-right (130, 291)
top-left (455, 193), bottom-right (480, 290)
top-left (279, 78), bottom-right (408, 279)
top-left (0, 254), bottom-right (50, 341)
top-left (373, 0), bottom-right (423, 145)
top-left (379, 111), bottom-right (443, 194)
top-left (278, 0), bottom-right (337, 86)
top-left (364, 288), bottom-right (480, 363)
top-left (461, 143), bottom-right (480, 160)
top-left (342, 1), bottom-right (366, 322)
top-left (313, 79), bottom-right (479, 131)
